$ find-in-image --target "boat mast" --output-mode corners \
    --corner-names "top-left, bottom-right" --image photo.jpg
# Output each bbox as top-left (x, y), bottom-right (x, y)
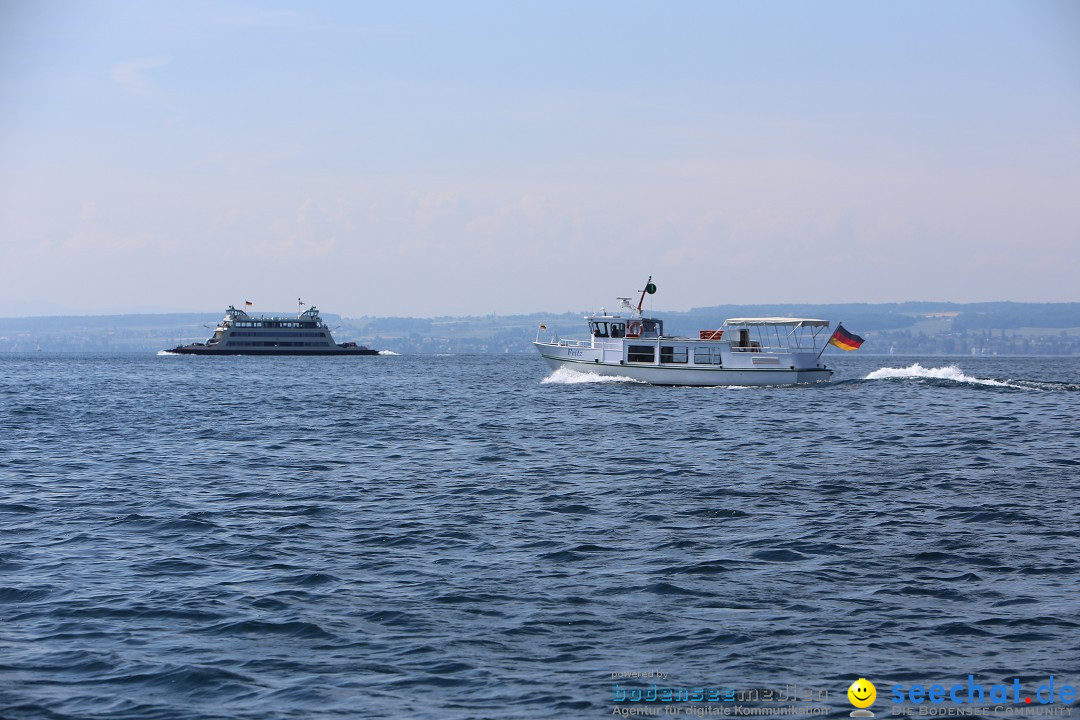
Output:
top-left (636, 276), bottom-right (656, 314)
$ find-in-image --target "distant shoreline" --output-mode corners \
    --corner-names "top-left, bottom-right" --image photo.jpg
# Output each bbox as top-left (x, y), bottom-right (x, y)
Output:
top-left (2, 302), bottom-right (1079, 356)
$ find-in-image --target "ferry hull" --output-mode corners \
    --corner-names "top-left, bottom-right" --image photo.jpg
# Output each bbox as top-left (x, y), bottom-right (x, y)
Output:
top-left (534, 343), bottom-right (832, 386)
top-left (168, 346), bottom-right (379, 356)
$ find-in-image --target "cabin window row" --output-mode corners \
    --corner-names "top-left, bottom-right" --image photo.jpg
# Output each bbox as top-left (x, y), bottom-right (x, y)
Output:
top-left (660, 346), bottom-right (689, 364)
top-left (590, 322), bottom-right (626, 338)
top-left (590, 320), bottom-right (662, 338)
top-left (694, 347), bottom-right (722, 365)
top-left (223, 341), bottom-right (332, 347)
top-left (627, 345), bottom-right (722, 366)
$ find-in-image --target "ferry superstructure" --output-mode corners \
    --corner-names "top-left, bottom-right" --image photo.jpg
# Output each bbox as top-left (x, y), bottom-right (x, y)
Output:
top-left (533, 278), bottom-right (834, 386)
top-left (168, 305), bottom-right (378, 356)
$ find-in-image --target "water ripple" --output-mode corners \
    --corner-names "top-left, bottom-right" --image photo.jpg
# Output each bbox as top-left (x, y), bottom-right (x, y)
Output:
top-left (1, 353), bottom-right (1078, 719)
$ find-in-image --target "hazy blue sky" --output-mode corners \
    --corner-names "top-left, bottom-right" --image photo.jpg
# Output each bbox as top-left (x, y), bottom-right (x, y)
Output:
top-left (2, 1), bottom-right (1078, 317)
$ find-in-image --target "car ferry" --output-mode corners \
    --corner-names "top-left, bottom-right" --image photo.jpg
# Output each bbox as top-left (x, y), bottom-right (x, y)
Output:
top-left (533, 278), bottom-right (834, 386)
top-left (167, 304), bottom-right (379, 356)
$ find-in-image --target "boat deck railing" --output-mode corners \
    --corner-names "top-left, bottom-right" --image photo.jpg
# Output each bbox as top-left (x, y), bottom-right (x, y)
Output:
top-left (730, 344), bottom-right (819, 353)
top-left (548, 337), bottom-right (820, 352)
top-left (554, 338), bottom-right (632, 351)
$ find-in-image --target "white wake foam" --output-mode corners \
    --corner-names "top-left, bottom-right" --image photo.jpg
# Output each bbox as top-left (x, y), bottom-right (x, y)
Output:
top-left (541, 367), bottom-right (642, 385)
top-left (865, 363), bottom-right (1010, 387)
top-left (378, 350), bottom-right (400, 356)
top-left (156, 350), bottom-right (179, 356)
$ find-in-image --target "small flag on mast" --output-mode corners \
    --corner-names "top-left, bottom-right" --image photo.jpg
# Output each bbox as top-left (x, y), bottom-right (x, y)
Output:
top-left (244, 300), bottom-right (253, 307)
top-left (828, 323), bottom-right (865, 351)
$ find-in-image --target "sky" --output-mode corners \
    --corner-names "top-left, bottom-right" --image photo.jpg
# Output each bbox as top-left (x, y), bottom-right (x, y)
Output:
top-left (1, 1), bottom-right (1078, 317)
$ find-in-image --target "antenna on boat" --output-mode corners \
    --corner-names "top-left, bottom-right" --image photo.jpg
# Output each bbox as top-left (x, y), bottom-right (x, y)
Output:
top-left (636, 276), bottom-right (657, 314)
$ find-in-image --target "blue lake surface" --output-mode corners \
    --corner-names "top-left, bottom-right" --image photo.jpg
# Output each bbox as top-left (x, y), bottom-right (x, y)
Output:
top-left (1, 353), bottom-right (1078, 719)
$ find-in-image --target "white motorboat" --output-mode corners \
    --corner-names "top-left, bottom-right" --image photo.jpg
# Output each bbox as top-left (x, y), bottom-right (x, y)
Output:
top-left (533, 278), bottom-right (835, 386)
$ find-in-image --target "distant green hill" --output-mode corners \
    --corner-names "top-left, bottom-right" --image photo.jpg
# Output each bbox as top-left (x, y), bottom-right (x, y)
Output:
top-left (1, 303), bottom-right (1079, 354)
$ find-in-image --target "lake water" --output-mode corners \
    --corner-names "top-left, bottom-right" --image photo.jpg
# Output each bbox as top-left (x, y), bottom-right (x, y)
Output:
top-left (1, 353), bottom-right (1078, 719)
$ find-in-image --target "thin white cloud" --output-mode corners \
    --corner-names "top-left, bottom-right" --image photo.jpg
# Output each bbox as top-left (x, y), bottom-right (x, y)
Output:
top-left (110, 56), bottom-right (170, 95)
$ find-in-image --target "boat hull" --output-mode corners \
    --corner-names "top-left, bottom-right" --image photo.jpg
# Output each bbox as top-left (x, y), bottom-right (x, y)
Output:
top-left (534, 343), bottom-right (832, 386)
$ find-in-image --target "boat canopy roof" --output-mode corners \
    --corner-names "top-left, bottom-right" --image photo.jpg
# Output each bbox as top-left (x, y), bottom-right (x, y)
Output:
top-left (722, 317), bottom-right (830, 327)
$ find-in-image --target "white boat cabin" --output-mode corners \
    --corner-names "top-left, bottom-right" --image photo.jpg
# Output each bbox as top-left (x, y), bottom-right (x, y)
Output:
top-left (564, 310), bottom-right (829, 368)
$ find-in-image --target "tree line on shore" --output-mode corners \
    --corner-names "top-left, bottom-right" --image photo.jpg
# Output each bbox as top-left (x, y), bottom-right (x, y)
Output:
top-left (1, 302), bottom-right (1078, 355)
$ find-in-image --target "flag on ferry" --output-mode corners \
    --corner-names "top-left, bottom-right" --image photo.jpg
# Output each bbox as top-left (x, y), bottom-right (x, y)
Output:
top-left (828, 323), bottom-right (865, 351)
top-left (244, 300), bottom-right (253, 307)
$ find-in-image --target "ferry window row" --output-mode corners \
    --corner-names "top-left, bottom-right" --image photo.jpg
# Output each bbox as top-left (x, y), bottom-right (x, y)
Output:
top-left (232, 321), bottom-right (319, 329)
top-left (228, 331), bottom-right (327, 337)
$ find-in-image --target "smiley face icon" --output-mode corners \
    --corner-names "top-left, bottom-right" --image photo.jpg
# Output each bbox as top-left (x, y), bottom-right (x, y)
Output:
top-left (848, 678), bottom-right (876, 709)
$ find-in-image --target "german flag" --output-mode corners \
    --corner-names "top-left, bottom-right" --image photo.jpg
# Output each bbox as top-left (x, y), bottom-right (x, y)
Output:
top-left (828, 323), bottom-right (864, 351)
